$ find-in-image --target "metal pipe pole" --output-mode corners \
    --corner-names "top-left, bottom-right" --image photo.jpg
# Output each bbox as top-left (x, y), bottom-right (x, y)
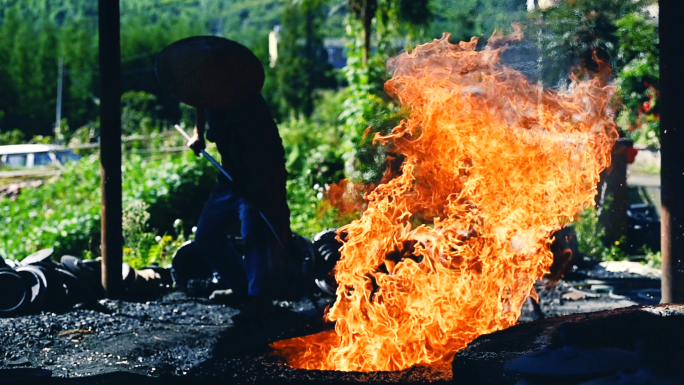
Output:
top-left (99, 0), bottom-right (123, 299)
top-left (55, 57), bottom-right (64, 145)
top-left (660, 0), bottom-right (684, 304)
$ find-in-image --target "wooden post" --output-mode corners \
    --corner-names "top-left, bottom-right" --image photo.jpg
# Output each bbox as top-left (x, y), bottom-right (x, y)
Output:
top-left (660, 0), bottom-right (684, 304)
top-left (98, 0), bottom-right (123, 298)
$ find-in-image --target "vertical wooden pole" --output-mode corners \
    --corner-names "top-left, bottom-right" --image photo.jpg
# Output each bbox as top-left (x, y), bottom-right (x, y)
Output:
top-left (660, 0), bottom-right (684, 304)
top-left (99, 0), bottom-right (123, 298)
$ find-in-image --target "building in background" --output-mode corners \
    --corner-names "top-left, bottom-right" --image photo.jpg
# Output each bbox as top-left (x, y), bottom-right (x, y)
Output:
top-left (269, 25), bottom-right (281, 68)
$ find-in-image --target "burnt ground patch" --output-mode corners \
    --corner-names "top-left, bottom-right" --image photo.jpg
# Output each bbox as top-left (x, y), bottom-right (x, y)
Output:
top-left (452, 304), bottom-right (684, 385)
top-left (0, 265), bottom-right (670, 385)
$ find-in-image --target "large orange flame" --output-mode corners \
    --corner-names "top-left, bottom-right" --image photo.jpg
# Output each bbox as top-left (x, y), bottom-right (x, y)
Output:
top-left (273, 32), bottom-right (618, 372)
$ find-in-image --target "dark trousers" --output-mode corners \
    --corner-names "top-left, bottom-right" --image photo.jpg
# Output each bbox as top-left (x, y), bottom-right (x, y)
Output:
top-left (194, 183), bottom-right (275, 297)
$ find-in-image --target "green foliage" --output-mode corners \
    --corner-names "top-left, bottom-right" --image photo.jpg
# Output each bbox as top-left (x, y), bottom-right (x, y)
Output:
top-left (0, 129), bottom-right (25, 146)
top-left (122, 200), bottom-right (155, 266)
top-left (122, 203), bottom-right (192, 270)
top-left (121, 91), bottom-right (162, 136)
top-left (281, 90), bottom-right (348, 236)
top-left (337, 8), bottom-right (402, 185)
top-left (614, 13), bottom-right (658, 67)
top-left (277, 0), bottom-right (336, 118)
top-left (281, 114), bottom-right (343, 184)
top-left (0, 155), bottom-right (101, 260)
top-left (0, 0), bottom-right (286, 138)
top-left (0, 1), bottom-right (97, 137)
top-left (287, 177), bottom-right (341, 237)
top-left (573, 205), bottom-right (627, 262)
top-left (614, 13), bottom-right (659, 146)
top-left (123, 150), bottom-right (219, 237)
top-left (642, 247), bottom-right (661, 269)
top-left (530, 0), bottom-right (650, 86)
top-left (430, 0), bottom-right (527, 42)
top-left (0, 151), bottom-right (216, 261)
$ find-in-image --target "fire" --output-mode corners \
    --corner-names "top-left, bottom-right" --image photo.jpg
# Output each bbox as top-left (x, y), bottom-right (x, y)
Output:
top-left (324, 179), bottom-right (368, 215)
top-left (273, 31), bottom-right (618, 372)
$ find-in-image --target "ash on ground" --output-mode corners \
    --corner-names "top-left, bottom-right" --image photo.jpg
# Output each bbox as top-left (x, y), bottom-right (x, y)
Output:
top-left (0, 260), bottom-right (662, 384)
top-left (0, 291), bottom-right (331, 382)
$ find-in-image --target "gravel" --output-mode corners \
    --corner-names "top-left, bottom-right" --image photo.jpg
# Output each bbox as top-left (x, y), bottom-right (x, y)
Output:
top-left (0, 266), bottom-right (664, 384)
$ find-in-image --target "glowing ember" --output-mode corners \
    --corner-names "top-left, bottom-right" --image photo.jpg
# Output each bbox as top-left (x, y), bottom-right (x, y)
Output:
top-left (273, 31), bottom-right (618, 372)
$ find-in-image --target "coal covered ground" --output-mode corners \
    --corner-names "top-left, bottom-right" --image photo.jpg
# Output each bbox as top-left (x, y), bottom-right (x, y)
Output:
top-left (0, 265), bottom-right (661, 385)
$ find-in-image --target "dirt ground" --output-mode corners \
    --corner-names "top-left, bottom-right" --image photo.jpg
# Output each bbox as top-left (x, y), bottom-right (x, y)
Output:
top-left (0, 262), bottom-right (664, 384)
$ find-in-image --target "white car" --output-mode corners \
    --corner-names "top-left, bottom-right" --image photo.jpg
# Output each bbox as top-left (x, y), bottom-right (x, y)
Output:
top-left (0, 144), bottom-right (80, 169)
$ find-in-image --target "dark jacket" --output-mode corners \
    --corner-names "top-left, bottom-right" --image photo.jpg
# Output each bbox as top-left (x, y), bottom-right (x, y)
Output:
top-left (205, 95), bottom-right (290, 231)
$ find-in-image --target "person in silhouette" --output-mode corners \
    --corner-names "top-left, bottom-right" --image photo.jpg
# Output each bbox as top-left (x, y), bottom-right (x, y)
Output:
top-left (156, 36), bottom-right (292, 321)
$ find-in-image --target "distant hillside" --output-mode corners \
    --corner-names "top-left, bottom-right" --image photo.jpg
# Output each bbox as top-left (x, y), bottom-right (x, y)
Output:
top-left (0, 0), bottom-right (527, 137)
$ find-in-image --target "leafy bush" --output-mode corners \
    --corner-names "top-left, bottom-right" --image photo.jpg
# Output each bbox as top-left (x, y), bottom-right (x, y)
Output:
top-left (122, 202), bottom-right (193, 270)
top-left (642, 247), bottom-right (661, 269)
top-left (123, 151), bottom-right (218, 237)
top-left (614, 13), bottom-right (660, 146)
top-left (121, 91), bottom-right (163, 136)
top-left (280, 91), bottom-right (350, 236)
top-left (0, 151), bottom-right (216, 261)
top-left (0, 128), bottom-right (24, 146)
top-left (287, 176), bottom-right (344, 237)
top-left (0, 155), bottom-right (101, 260)
top-left (573, 205), bottom-right (626, 262)
top-left (281, 106), bottom-right (345, 185)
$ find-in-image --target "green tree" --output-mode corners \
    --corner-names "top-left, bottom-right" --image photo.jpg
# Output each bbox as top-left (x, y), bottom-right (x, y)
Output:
top-left (530, 0), bottom-right (651, 86)
top-left (277, 0), bottom-right (336, 118)
top-left (0, 0), bottom-right (288, 139)
top-left (337, 0), bottom-right (434, 184)
top-left (347, 0), bottom-right (430, 65)
top-left (430, 0), bottom-right (527, 43)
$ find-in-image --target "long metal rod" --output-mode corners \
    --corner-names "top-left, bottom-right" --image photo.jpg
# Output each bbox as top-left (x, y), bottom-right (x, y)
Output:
top-left (660, 0), bottom-right (684, 303)
top-left (99, 0), bottom-right (123, 299)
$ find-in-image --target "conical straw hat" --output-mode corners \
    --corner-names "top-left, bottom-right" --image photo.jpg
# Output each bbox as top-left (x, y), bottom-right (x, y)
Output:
top-left (156, 36), bottom-right (265, 110)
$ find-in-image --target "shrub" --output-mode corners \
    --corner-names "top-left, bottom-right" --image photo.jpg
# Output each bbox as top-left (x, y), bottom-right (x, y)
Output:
top-left (0, 128), bottom-right (24, 146)
top-left (614, 12), bottom-right (660, 146)
top-left (573, 204), bottom-right (627, 262)
top-left (280, 92), bottom-right (350, 236)
top-left (0, 151), bottom-right (216, 261)
top-left (642, 247), bottom-right (661, 269)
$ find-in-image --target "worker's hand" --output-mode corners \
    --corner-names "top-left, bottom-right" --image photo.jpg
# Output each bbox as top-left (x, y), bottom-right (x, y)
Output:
top-left (187, 132), bottom-right (206, 156)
